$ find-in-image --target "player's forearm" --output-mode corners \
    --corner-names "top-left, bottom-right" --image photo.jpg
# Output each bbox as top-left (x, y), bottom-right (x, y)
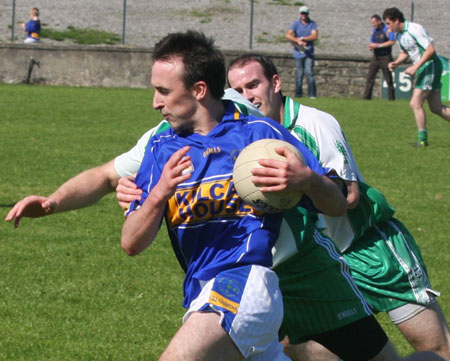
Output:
top-left (377, 40), bottom-right (395, 48)
top-left (285, 31), bottom-right (297, 42)
top-left (345, 180), bottom-right (360, 209)
top-left (49, 160), bottom-right (119, 213)
top-left (303, 30), bottom-right (318, 42)
top-left (416, 44), bottom-right (436, 68)
top-left (305, 174), bottom-right (347, 217)
top-left (121, 193), bottom-right (166, 256)
top-left (393, 52), bottom-right (409, 66)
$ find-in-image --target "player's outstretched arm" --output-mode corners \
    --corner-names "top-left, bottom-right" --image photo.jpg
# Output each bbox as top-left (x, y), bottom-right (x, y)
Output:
top-left (121, 147), bottom-right (192, 256)
top-left (5, 160), bottom-right (120, 228)
top-left (253, 146), bottom-right (347, 216)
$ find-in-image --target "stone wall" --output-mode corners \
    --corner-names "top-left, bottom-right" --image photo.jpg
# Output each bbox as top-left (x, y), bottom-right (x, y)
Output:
top-left (0, 43), bottom-right (380, 98)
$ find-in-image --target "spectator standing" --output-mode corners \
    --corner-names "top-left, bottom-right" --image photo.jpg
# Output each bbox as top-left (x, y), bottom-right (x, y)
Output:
top-left (21, 7), bottom-right (41, 43)
top-left (383, 7), bottom-right (450, 147)
top-left (285, 6), bottom-right (318, 98)
top-left (363, 14), bottom-right (396, 101)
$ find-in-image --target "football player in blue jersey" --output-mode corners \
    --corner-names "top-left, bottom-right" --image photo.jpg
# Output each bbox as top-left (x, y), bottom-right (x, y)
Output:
top-left (121, 30), bottom-right (348, 361)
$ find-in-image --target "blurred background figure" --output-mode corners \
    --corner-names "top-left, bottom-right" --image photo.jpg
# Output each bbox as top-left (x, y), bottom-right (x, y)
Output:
top-left (363, 14), bottom-right (396, 101)
top-left (285, 5), bottom-right (318, 99)
top-left (22, 7), bottom-right (41, 43)
top-left (384, 7), bottom-right (450, 147)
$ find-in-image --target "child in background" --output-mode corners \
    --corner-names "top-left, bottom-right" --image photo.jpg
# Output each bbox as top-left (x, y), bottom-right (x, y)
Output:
top-left (22, 8), bottom-right (41, 43)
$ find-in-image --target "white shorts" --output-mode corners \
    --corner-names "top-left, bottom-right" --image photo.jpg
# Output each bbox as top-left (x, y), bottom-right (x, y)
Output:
top-left (184, 265), bottom-right (290, 360)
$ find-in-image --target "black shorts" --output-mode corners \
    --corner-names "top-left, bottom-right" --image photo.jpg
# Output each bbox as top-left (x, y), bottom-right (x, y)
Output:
top-left (310, 315), bottom-right (388, 361)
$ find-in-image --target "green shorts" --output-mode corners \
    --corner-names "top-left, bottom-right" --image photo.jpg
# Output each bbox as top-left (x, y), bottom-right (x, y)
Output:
top-left (274, 230), bottom-right (372, 344)
top-left (415, 58), bottom-right (443, 91)
top-left (343, 218), bottom-right (435, 313)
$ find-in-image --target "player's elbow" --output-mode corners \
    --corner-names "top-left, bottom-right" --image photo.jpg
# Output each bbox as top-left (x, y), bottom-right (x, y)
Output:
top-left (121, 240), bottom-right (140, 256)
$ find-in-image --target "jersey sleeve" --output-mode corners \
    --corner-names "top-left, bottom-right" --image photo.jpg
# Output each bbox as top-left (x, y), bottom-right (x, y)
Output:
top-left (114, 120), bottom-right (170, 177)
top-left (295, 106), bottom-right (362, 182)
top-left (370, 28), bottom-right (375, 42)
top-left (223, 88), bottom-right (264, 117)
top-left (125, 138), bottom-right (163, 216)
top-left (415, 24), bottom-right (433, 50)
top-left (387, 28), bottom-right (396, 41)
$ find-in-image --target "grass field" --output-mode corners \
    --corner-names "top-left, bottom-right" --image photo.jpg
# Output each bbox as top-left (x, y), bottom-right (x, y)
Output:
top-left (1, 83), bottom-right (449, 360)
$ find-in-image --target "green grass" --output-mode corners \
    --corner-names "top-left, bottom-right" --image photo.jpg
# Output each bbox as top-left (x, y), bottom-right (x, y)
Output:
top-left (40, 26), bottom-right (121, 45)
top-left (1, 84), bottom-right (449, 359)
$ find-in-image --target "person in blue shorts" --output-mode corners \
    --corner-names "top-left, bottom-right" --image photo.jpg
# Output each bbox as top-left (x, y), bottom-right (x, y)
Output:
top-left (383, 7), bottom-right (450, 147)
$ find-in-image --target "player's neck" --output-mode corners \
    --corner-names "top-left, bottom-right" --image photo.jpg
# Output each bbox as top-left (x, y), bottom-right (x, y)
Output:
top-left (193, 98), bottom-right (224, 135)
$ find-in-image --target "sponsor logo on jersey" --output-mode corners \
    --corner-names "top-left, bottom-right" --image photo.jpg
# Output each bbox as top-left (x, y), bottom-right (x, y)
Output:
top-left (336, 307), bottom-right (357, 320)
top-left (166, 178), bottom-right (258, 227)
top-left (209, 290), bottom-right (239, 314)
top-left (203, 147), bottom-right (221, 158)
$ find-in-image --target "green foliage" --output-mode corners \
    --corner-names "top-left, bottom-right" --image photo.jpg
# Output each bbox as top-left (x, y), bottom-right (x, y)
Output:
top-left (40, 26), bottom-right (121, 45)
top-left (257, 31), bottom-right (287, 44)
top-left (269, 0), bottom-right (304, 5)
top-left (189, 9), bottom-right (213, 23)
top-left (0, 85), bottom-right (449, 359)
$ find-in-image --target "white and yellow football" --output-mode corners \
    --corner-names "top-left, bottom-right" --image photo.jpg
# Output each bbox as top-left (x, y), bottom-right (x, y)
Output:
top-left (233, 139), bottom-right (304, 213)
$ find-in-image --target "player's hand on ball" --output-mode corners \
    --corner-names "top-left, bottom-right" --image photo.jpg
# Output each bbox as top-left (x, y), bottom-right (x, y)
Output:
top-left (151, 146), bottom-right (192, 202)
top-left (5, 195), bottom-right (57, 228)
top-left (253, 146), bottom-right (311, 193)
top-left (116, 176), bottom-right (142, 210)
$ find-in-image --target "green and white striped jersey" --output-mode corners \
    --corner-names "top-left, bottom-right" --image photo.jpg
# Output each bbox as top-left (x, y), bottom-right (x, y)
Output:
top-left (397, 21), bottom-right (438, 65)
top-left (282, 96), bottom-right (394, 252)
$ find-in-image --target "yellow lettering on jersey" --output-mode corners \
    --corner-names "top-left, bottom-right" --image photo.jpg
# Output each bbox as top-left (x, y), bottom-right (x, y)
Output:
top-left (209, 290), bottom-right (239, 314)
top-left (166, 178), bottom-right (259, 227)
top-left (203, 147), bottom-right (221, 158)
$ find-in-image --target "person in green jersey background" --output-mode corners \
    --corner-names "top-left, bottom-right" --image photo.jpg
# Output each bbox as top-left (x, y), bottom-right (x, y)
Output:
top-left (383, 7), bottom-right (450, 147)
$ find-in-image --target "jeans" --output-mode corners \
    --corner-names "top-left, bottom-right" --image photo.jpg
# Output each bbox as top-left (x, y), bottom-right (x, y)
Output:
top-left (295, 56), bottom-right (316, 97)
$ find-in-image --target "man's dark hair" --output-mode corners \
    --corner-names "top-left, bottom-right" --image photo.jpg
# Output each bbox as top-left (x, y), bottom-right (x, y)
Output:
top-left (383, 7), bottom-right (405, 22)
top-left (153, 30), bottom-right (225, 99)
top-left (371, 14), bottom-right (381, 21)
top-left (228, 53), bottom-right (279, 86)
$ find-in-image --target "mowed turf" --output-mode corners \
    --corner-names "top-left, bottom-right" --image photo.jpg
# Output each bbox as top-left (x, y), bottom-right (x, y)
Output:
top-left (1, 84), bottom-right (449, 360)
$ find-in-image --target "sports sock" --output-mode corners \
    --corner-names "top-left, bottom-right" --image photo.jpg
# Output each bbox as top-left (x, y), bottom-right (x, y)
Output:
top-left (418, 130), bottom-right (428, 143)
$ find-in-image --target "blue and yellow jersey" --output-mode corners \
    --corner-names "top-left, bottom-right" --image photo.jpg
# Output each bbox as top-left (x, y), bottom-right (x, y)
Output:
top-left (128, 100), bottom-right (329, 308)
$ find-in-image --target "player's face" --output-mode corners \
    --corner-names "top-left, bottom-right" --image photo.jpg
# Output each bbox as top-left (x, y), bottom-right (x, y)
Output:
top-left (384, 18), bottom-right (401, 33)
top-left (371, 18), bottom-right (380, 29)
top-left (151, 58), bottom-right (198, 133)
top-left (228, 61), bottom-right (282, 122)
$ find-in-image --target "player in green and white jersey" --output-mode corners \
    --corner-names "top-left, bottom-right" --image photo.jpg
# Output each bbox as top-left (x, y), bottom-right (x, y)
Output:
top-left (227, 53), bottom-right (450, 361)
top-left (383, 7), bottom-right (450, 147)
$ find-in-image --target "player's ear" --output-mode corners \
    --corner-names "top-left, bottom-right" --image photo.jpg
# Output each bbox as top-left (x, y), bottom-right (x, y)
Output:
top-left (193, 81), bottom-right (207, 100)
top-left (272, 75), bottom-right (282, 94)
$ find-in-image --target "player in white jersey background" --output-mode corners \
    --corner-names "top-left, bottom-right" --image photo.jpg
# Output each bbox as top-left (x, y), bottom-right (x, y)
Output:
top-left (383, 7), bottom-right (450, 147)
top-left (227, 53), bottom-right (450, 361)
